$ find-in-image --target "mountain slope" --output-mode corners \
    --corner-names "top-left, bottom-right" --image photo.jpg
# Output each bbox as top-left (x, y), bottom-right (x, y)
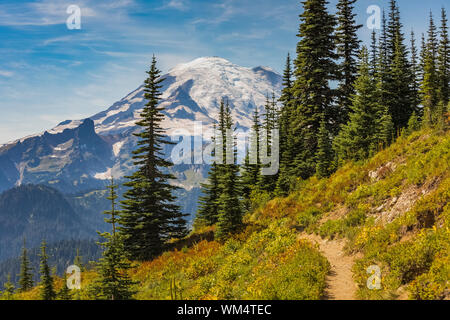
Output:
top-left (0, 185), bottom-right (95, 261)
top-left (9, 128), bottom-right (446, 300)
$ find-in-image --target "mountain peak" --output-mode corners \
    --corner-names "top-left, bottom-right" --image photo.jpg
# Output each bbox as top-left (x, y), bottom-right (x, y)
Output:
top-left (169, 56), bottom-right (237, 73)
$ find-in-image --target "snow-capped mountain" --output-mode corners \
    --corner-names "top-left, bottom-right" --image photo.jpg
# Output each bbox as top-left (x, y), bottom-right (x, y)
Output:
top-left (0, 57), bottom-right (282, 203)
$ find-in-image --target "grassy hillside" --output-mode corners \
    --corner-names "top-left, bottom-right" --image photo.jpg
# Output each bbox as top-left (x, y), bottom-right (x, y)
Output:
top-left (7, 127), bottom-right (449, 300)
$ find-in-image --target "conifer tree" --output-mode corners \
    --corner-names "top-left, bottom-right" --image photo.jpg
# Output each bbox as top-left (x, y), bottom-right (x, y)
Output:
top-left (279, 54), bottom-right (293, 148)
top-left (215, 104), bottom-right (242, 241)
top-left (39, 240), bottom-right (56, 300)
top-left (316, 117), bottom-right (334, 178)
top-left (3, 274), bottom-right (15, 299)
top-left (421, 13), bottom-right (440, 123)
top-left (95, 178), bottom-right (136, 300)
top-left (385, 0), bottom-right (415, 130)
top-left (195, 125), bottom-right (221, 226)
top-left (407, 111), bottom-right (421, 135)
top-left (335, 0), bottom-right (362, 124)
top-left (410, 30), bottom-right (421, 114)
top-left (335, 47), bottom-right (387, 161)
top-left (377, 106), bottom-right (394, 147)
top-left (427, 11), bottom-right (439, 61)
top-left (276, 54), bottom-right (294, 196)
top-left (259, 94), bottom-right (278, 192)
top-left (241, 107), bottom-right (261, 208)
top-left (420, 33), bottom-right (427, 82)
top-left (119, 56), bottom-right (187, 261)
top-left (438, 8), bottom-right (449, 106)
top-left (74, 248), bottom-right (84, 271)
top-left (370, 30), bottom-right (378, 77)
top-left (290, 0), bottom-right (338, 179)
top-left (57, 274), bottom-right (72, 300)
top-left (18, 239), bottom-right (33, 293)
top-left (377, 10), bottom-right (391, 128)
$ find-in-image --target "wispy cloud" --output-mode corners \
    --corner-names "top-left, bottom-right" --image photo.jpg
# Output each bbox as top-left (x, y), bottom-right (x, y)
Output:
top-left (166, 0), bottom-right (189, 11)
top-left (0, 0), bottom-right (134, 26)
top-left (0, 69), bottom-right (14, 77)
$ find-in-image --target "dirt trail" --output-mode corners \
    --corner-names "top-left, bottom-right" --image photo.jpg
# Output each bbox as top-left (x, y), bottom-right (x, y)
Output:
top-left (298, 233), bottom-right (359, 300)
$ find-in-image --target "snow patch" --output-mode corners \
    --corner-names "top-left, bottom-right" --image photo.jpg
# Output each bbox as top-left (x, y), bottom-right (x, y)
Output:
top-left (113, 140), bottom-right (125, 157)
top-left (94, 167), bottom-right (112, 180)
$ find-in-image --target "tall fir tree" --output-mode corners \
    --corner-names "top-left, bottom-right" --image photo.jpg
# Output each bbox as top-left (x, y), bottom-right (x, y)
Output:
top-left (119, 56), bottom-right (187, 261)
top-left (377, 10), bottom-right (391, 127)
top-left (335, 47), bottom-right (391, 161)
top-left (427, 11), bottom-right (439, 61)
top-left (316, 117), bottom-right (334, 178)
top-left (385, 0), bottom-right (415, 130)
top-left (421, 13), bottom-right (440, 123)
top-left (57, 273), bottom-right (72, 300)
top-left (18, 239), bottom-right (33, 293)
top-left (290, 0), bottom-right (338, 179)
top-left (370, 30), bottom-right (378, 77)
top-left (39, 240), bottom-right (56, 300)
top-left (259, 93), bottom-right (278, 192)
top-left (215, 104), bottom-right (242, 241)
top-left (195, 125), bottom-right (221, 226)
top-left (335, 0), bottom-right (362, 124)
top-left (410, 30), bottom-right (422, 115)
top-left (276, 54), bottom-right (295, 196)
top-left (241, 107), bottom-right (261, 208)
top-left (420, 33), bottom-right (427, 83)
top-left (3, 274), bottom-right (15, 299)
top-left (95, 178), bottom-right (136, 300)
top-left (438, 8), bottom-right (449, 106)
top-left (74, 248), bottom-right (84, 271)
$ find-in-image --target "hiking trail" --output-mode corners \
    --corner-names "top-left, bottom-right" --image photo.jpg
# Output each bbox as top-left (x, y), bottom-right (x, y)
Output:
top-left (298, 233), bottom-right (359, 300)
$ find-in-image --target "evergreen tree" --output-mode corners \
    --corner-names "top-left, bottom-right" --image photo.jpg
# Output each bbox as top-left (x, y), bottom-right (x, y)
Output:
top-left (316, 117), bottom-right (334, 178)
top-left (57, 273), bottom-right (72, 300)
top-left (438, 8), bottom-right (449, 106)
top-left (290, 0), bottom-right (338, 179)
top-left (241, 107), bottom-right (261, 208)
top-left (39, 240), bottom-right (56, 300)
top-left (95, 178), bottom-right (136, 300)
top-left (370, 30), bottom-right (378, 77)
top-left (259, 94), bottom-right (278, 192)
top-left (410, 30), bottom-right (421, 114)
top-left (420, 33), bottom-right (427, 83)
top-left (195, 125), bottom-right (221, 226)
top-left (18, 239), bottom-right (33, 293)
top-left (385, 0), bottom-right (415, 130)
top-left (377, 10), bottom-right (391, 128)
top-left (74, 248), bottom-right (84, 271)
top-left (428, 11), bottom-right (439, 60)
top-left (421, 13), bottom-right (440, 123)
top-left (406, 111), bottom-right (421, 135)
top-left (119, 56), bottom-right (187, 261)
top-left (335, 0), bottom-right (362, 124)
top-left (276, 54), bottom-right (294, 196)
top-left (335, 47), bottom-right (388, 161)
top-left (377, 106), bottom-right (394, 147)
top-left (215, 104), bottom-right (242, 241)
top-left (2, 274), bottom-right (15, 299)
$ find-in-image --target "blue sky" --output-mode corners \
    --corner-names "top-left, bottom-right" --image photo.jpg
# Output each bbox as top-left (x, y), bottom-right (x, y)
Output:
top-left (0, 0), bottom-right (447, 144)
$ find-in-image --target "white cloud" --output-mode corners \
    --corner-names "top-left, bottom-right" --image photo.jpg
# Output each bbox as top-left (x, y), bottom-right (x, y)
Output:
top-left (167, 0), bottom-right (188, 11)
top-left (0, 0), bottom-right (134, 27)
top-left (0, 70), bottom-right (14, 77)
